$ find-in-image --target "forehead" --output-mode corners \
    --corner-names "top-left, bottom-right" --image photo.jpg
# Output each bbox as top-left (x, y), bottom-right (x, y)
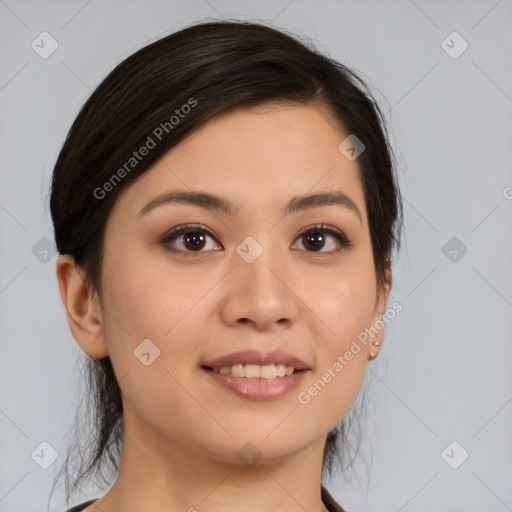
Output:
top-left (111, 103), bottom-right (367, 224)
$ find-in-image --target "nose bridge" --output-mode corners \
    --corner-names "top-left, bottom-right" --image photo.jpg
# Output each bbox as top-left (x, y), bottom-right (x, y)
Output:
top-left (235, 233), bottom-right (284, 292)
top-left (220, 231), bottom-right (297, 328)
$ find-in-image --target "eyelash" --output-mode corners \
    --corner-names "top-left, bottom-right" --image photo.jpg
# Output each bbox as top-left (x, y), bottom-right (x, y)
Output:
top-left (158, 223), bottom-right (353, 257)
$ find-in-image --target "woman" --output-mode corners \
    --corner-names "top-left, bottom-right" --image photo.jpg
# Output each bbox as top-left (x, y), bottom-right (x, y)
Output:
top-left (50, 19), bottom-right (403, 512)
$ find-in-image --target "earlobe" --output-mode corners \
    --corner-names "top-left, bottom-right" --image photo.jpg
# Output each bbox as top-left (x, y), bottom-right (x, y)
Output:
top-left (55, 254), bottom-right (109, 359)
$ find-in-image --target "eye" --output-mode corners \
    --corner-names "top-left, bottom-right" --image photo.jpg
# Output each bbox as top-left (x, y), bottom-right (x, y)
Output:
top-left (159, 223), bottom-right (221, 255)
top-left (159, 222), bottom-right (353, 256)
top-left (292, 223), bottom-right (353, 254)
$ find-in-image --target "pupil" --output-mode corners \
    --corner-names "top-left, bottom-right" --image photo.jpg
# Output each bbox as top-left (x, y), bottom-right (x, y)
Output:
top-left (304, 232), bottom-right (324, 251)
top-left (184, 232), bottom-right (205, 250)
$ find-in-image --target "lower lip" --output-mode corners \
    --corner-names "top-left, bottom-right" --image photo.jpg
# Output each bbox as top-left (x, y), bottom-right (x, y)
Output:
top-left (202, 368), bottom-right (308, 400)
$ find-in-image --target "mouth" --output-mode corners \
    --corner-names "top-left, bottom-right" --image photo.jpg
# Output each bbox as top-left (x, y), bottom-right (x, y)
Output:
top-left (201, 364), bottom-right (309, 400)
top-left (200, 349), bottom-right (311, 399)
top-left (201, 363), bottom-right (306, 379)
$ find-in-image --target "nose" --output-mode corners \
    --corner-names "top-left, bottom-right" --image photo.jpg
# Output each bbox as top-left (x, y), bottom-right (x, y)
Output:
top-left (219, 244), bottom-right (299, 331)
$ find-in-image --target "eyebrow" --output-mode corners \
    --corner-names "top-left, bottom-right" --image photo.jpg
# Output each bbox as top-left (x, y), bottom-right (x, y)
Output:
top-left (138, 189), bottom-right (363, 224)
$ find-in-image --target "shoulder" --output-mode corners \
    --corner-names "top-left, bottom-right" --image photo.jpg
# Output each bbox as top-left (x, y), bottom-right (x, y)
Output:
top-left (63, 498), bottom-right (98, 512)
top-left (321, 485), bottom-right (348, 512)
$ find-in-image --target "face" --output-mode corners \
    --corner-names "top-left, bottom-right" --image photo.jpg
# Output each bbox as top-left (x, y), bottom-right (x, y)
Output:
top-left (67, 103), bottom-right (390, 466)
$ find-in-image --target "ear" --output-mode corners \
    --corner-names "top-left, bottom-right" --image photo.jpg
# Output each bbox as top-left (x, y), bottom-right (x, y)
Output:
top-left (368, 262), bottom-right (392, 361)
top-left (55, 254), bottom-right (109, 358)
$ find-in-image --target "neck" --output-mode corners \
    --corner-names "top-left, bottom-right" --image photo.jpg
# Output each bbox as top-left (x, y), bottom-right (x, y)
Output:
top-left (92, 408), bottom-right (330, 512)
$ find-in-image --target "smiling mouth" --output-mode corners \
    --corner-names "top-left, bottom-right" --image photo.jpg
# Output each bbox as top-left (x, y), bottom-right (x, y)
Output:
top-left (201, 364), bottom-right (305, 379)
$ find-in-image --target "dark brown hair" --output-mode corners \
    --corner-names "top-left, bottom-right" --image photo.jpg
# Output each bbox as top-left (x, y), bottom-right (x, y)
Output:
top-left (48, 19), bottom-right (403, 506)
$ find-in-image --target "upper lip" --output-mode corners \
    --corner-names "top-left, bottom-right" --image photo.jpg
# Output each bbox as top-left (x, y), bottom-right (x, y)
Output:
top-left (202, 349), bottom-right (311, 370)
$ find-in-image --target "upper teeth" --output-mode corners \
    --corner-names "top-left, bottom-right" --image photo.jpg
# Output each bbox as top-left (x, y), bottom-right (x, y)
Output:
top-left (213, 363), bottom-right (296, 379)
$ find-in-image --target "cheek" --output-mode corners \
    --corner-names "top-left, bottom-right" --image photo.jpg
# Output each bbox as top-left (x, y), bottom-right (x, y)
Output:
top-left (327, 276), bottom-right (376, 347)
top-left (102, 238), bottom-right (202, 340)
top-left (293, 255), bottom-right (376, 429)
top-left (309, 251), bottom-right (377, 354)
top-left (100, 242), bottom-right (217, 391)
top-left (98, 252), bottom-right (208, 436)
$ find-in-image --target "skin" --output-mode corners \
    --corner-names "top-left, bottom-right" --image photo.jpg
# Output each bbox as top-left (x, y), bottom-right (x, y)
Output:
top-left (56, 102), bottom-right (391, 512)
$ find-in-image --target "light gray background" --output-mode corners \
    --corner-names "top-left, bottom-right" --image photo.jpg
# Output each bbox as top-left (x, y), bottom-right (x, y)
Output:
top-left (1, 1), bottom-right (511, 511)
